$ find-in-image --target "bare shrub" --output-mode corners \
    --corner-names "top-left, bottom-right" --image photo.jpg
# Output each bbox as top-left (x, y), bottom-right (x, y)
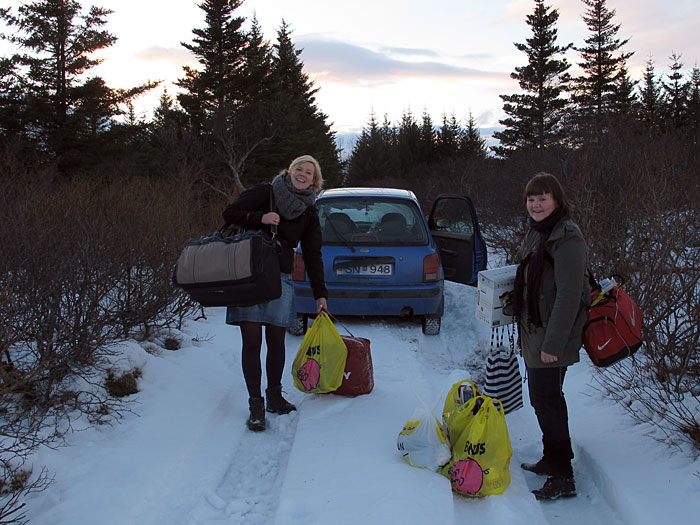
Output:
top-left (565, 124), bottom-right (700, 453)
top-left (162, 334), bottom-right (183, 351)
top-left (0, 462), bottom-right (52, 525)
top-left (0, 172), bottom-right (220, 513)
top-left (105, 368), bottom-right (142, 398)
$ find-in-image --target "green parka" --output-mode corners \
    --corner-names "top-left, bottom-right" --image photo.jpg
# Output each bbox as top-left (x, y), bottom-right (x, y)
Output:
top-left (514, 217), bottom-right (590, 368)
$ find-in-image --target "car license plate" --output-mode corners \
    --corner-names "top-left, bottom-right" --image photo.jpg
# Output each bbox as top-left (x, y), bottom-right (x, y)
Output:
top-left (336, 264), bottom-right (393, 275)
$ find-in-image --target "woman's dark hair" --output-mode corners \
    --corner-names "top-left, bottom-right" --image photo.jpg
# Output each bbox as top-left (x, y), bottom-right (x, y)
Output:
top-left (524, 172), bottom-right (574, 214)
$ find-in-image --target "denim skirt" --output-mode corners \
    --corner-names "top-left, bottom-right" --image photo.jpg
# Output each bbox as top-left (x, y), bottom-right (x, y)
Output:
top-left (225, 273), bottom-right (295, 327)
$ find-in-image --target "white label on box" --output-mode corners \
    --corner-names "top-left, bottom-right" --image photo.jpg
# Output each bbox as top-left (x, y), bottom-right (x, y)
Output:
top-left (475, 296), bottom-right (516, 327)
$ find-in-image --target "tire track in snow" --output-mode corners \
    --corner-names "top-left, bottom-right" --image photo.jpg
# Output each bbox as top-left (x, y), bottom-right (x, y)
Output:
top-left (181, 394), bottom-right (301, 524)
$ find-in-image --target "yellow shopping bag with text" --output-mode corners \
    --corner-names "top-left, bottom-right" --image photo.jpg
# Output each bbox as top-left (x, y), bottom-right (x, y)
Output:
top-left (292, 313), bottom-right (348, 393)
top-left (439, 396), bottom-right (512, 497)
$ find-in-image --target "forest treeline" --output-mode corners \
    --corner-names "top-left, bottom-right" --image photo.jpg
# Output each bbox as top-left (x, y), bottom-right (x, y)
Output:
top-left (0, 1), bottom-right (699, 522)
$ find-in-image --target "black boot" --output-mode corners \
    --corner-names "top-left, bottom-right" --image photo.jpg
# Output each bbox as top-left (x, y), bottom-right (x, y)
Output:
top-left (247, 397), bottom-right (265, 431)
top-left (531, 440), bottom-right (575, 500)
top-left (521, 457), bottom-right (553, 476)
top-left (532, 476), bottom-right (576, 500)
top-left (522, 437), bottom-right (553, 475)
top-left (265, 385), bottom-right (296, 414)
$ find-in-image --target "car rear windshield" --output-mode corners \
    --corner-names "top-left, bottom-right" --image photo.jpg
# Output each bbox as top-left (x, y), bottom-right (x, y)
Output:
top-left (317, 197), bottom-right (429, 245)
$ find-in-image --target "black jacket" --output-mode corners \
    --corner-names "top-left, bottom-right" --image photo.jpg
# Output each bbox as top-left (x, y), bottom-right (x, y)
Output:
top-left (222, 183), bottom-right (327, 299)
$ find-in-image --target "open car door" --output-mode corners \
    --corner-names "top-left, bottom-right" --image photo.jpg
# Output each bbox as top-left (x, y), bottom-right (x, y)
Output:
top-left (428, 195), bottom-right (487, 285)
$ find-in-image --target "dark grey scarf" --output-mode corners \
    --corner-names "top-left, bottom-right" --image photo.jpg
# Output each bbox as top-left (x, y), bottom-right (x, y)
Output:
top-left (271, 173), bottom-right (317, 220)
top-left (513, 208), bottom-right (567, 328)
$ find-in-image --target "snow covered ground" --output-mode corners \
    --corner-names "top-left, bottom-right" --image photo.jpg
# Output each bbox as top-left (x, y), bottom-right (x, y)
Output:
top-left (24, 282), bottom-right (700, 524)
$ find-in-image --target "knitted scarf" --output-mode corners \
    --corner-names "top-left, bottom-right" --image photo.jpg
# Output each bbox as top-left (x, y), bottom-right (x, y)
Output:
top-left (513, 208), bottom-right (567, 328)
top-left (271, 173), bottom-right (317, 220)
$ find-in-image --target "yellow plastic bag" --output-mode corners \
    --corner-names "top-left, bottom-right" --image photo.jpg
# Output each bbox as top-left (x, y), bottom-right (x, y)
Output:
top-left (442, 379), bottom-right (481, 444)
top-left (292, 313), bottom-right (348, 393)
top-left (439, 396), bottom-right (512, 497)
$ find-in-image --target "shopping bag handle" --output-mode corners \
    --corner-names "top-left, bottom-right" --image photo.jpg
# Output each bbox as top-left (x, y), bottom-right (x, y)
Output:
top-left (478, 395), bottom-right (505, 415)
top-left (328, 312), bottom-right (355, 338)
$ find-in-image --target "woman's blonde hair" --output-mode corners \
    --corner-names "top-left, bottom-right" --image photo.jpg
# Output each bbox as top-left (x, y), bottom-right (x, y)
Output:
top-left (285, 155), bottom-right (324, 192)
top-left (524, 172), bottom-right (574, 214)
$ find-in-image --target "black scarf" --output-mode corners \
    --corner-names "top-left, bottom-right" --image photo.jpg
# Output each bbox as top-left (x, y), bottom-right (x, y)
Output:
top-left (271, 173), bottom-right (317, 220)
top-left (513, 208), bottom-right (567, 328)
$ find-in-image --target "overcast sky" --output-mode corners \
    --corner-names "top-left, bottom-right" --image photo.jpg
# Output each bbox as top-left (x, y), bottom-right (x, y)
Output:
top-left (4, 0), bottom-right (700, 136)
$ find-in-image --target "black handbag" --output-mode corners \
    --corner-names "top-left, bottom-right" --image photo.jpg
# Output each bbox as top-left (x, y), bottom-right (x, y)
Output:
top-left (172, 189), bottom-right (282, 307)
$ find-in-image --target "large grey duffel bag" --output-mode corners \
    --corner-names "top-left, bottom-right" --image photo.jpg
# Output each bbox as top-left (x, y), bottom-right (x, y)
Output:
top-left (172, 229), bottom-right (281, 307)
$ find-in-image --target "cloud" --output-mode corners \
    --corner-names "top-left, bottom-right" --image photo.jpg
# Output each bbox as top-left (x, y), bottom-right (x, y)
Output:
top-left (133, 46), bottom-right (196, 65)
top-left (296, 37), bottom-right (507, 85)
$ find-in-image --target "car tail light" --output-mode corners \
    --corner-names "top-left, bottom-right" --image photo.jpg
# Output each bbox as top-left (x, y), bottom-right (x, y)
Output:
top-left (423, 253), bottom-right (440, 282)
top-left (292, 252), bottom-right (307, 281)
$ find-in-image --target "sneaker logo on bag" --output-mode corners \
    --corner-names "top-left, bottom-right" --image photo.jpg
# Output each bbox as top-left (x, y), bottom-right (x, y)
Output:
top-left (597, 338), bottom-right (612, 351)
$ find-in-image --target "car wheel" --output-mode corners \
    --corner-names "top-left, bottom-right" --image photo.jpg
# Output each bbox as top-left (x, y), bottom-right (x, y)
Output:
top-left (287, 314), bottom-right (307, 336)
top-left (422, 316), bottom-right (441, 335)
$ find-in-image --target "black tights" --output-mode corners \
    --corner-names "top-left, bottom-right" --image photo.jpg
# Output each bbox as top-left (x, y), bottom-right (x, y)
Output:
top-left (240, 322), bottom-right (287, 398)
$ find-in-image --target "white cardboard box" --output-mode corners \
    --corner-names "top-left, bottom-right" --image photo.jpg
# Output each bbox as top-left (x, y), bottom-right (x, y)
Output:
top-left (477, 265), bottom-right (517, 305)
top-left (475, 265), bottom-right (517, 327)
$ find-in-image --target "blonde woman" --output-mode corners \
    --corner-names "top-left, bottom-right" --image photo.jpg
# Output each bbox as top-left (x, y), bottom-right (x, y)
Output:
top-left (223, 155), bottom-right (328, 431)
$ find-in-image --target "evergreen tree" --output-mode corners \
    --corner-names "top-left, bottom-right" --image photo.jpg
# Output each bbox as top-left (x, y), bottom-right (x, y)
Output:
top-left (380, 113), bottom-right (396, 149)
top-left (611, 65), bottom-right (637, 115)
top-left (662, 53), bottom-right (689, 130)
top-left (686, 65), bottom-right (700, 144)
top-left (1, 0), bottom-right (153, 172)
top-left (418, 108), bottom-right (437, 164)
top-left (572, 0), bottom-right (633, 118)
top-left (240, 15), bottom-right (275, 102)
top-left (459, 111), bottom-right (487, 160)
top-left (638, 57), bottom-right (663, 131)
top-left (437, 113), bottom-right (461, 160)
top-left (347, 111), bottom-right (396, 185)
top-left (253, 20), bottom-right (340, 186)
top-left (396, 109), bottom-right (421, 175)
top-left (379, 113), bottom-right (400, 180)
top-left (142, 88), bottom-right (192, 179)
top-left (176, 0), bottom-right (247, 133)
top-left (0, 54), bottom-right (25, 143)
top-left (224, 14), bottom-right (279, 185)
top-left (492, 0), bottom-right (571, 156)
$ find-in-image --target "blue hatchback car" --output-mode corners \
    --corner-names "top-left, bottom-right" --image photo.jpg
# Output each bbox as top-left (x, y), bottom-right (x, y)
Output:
top-left (289, 188), bottom-right (487, 335)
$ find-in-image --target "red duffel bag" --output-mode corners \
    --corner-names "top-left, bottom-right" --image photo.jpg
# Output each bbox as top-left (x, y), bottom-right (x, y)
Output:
top-left (582, 276), bottom-right (643, 367)
top-left (332, 335), bottom-right (374, 396)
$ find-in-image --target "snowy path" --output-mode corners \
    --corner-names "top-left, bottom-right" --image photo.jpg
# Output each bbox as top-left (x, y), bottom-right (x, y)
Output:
top-left (24, 282), bottom-right (700, 524)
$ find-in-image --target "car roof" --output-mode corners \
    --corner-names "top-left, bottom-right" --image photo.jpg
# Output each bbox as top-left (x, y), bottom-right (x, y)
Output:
top-left (318, 187), bottom-right (418, 201)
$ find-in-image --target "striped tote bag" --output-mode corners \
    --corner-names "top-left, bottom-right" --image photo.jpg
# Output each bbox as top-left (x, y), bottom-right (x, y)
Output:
top-left (484, 345), bottom-right (523, 414)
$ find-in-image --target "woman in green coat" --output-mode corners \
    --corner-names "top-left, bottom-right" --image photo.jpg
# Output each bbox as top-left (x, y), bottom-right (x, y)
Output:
top-left (513, 172), bottom-right (590, 501)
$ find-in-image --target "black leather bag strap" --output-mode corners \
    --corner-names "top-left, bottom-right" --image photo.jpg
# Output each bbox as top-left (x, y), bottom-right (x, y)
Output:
top-left (269, 184), bottom-right (278, 240)
top-left (219, 183), bottom-right (277, 238)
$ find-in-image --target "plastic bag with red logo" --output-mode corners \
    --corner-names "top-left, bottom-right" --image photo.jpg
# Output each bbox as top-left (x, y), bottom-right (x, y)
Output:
top-left (292, 313), bottom-right (348, 394)
top-left (439, 396), bottom-right (512, 497)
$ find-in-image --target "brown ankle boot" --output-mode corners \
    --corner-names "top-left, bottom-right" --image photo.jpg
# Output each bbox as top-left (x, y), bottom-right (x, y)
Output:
top-left (265, 385), bottom-right (296, 414)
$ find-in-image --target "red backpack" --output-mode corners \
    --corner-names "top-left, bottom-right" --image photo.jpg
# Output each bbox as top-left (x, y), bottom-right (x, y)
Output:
top-left (582, 274), bottom-right (643, 367)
